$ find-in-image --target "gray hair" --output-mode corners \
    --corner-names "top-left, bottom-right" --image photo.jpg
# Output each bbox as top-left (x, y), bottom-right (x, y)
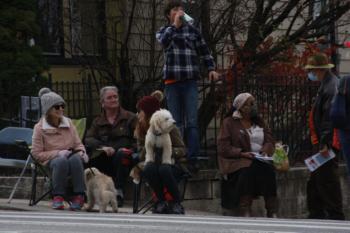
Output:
top-left (99, 86), bottom-right (119, 103)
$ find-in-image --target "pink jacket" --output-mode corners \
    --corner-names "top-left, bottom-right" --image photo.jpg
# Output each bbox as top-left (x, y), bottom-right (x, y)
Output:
top-left (31, 116), bottom-right (85, 165)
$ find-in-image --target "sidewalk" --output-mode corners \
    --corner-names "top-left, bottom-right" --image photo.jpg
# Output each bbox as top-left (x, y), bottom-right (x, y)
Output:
top-left (0, 198), bottom-right (220, 216)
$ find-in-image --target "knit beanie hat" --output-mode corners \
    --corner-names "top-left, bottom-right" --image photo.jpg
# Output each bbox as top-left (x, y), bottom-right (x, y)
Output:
top-left (137, 96), bottom-right (160, 118)
top-left (38, 87), bottom-right (65, 115)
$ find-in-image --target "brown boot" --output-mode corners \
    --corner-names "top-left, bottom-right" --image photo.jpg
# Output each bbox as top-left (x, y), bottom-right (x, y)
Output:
top-left (238, 196), bottom-right (253, 217)
top-left (264, 196), bottom-right (278, 218)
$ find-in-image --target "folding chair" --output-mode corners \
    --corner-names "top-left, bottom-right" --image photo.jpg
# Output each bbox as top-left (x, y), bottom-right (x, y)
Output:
top-left (71, 118), bottom-right (87, 140)
top-left (29, 117), bottom-right (87, 206)
top-left (0, 127), bottom-right (34, 203)
top-left (132, 167), bottom-right (191, 214)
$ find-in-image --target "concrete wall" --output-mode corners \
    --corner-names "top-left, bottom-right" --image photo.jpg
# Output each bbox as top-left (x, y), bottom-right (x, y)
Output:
top-left (1, 165), bottom-right (349, 218)
top-left (181, 165), bottom-right (350, 219)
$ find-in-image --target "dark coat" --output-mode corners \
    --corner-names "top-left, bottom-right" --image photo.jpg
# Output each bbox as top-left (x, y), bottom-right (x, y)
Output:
top-left (85, 107), bottom-right (137, 152)
top-left (312, 71), bottom-right (339, 149)
top-left (217, 117), bottom-right (275, 175)
top-left (337, 75), bottom-right (350, 130)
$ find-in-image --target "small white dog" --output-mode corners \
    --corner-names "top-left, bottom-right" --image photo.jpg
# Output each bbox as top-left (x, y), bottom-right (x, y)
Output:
top-left (145, 109), bottom-right (176, 165)
top-left (84, 167), bottom-right (118, 213)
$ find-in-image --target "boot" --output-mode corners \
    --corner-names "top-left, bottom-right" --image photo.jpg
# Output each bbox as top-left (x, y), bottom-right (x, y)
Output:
top-left (264, 196), bottom-right (278, 218)
top-left (238, 196), bottom-right (252, 217)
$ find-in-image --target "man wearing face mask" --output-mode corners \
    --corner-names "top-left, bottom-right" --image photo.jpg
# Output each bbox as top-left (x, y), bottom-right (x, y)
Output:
top-left (305, 53), bottom-right (345, 220)
top-left (217, 93), bottom-right (277, 217)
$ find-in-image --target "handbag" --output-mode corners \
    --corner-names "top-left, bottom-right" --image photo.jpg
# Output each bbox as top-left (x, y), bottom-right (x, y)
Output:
top-left (330, 77), bottom-right (348, 129)
top-left (272, 142), bottom-right (289, 172)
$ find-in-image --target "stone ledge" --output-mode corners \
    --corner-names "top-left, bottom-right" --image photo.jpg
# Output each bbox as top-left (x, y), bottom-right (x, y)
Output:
top-left (1, 165), bottom-right (349, 218)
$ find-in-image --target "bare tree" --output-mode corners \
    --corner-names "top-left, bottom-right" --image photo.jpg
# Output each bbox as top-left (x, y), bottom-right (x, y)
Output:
top-left (61, 0), bottom-right (350, 145)
top-left (192, 0), bottom-right (350, 141)
top-left (63, 0), bottom-right (165, 110)
top-left (205, 0), bottom-right (350, 71)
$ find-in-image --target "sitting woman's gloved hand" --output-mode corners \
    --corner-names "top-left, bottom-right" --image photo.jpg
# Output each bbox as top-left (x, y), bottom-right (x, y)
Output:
top-left (57, 149), bottom-right (71, 158)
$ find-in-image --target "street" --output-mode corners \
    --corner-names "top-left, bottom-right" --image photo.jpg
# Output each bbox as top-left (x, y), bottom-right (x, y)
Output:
top-left (0, 211), bottom-right (350, 233)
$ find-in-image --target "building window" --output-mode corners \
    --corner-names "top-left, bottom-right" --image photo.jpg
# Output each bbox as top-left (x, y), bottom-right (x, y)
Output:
top-left (37, 0), bottom-right (63, 55)
top-left (69, 0), bottom-right (104, 56)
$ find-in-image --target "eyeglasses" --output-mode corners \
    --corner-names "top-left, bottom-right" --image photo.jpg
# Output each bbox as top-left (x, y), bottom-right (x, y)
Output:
top-left (53, 104), bottom-right (65, 110)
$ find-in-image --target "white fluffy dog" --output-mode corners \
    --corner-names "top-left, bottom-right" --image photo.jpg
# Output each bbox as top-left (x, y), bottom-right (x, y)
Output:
top-left (84, 167), bottom-right (118, 213)
top-left (145, 109), bottom-right (176, 165)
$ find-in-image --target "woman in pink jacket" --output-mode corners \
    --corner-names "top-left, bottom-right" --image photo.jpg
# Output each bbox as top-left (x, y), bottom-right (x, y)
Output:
top-left (31, 88), bottom-right (88, 210)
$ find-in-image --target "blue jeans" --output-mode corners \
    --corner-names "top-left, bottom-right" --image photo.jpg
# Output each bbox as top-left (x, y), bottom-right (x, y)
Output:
top-left (165, 80), bottom-right (199, 162)
top-left (48, 154), bottom-right (85, 196)
top-left (339, 129), bottom-right (350, 178)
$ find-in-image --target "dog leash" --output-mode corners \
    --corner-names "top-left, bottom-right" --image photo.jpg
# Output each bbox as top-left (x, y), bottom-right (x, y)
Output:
top-left (67, 148), bottom-right (95, 176)
top-left (89, 167), bottom-right (96, 176)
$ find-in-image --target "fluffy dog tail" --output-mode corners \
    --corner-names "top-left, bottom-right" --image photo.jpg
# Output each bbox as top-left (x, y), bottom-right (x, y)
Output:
top-left (101, 190), bottom-right (118, 213)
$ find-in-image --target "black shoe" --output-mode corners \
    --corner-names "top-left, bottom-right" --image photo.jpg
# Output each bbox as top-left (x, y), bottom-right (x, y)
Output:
top-left (152, 201), bottom-right (168, 214)
top-left (117, 195), bottom-right (124, 208)
top-left (169, 202), bottom-right (185, 215)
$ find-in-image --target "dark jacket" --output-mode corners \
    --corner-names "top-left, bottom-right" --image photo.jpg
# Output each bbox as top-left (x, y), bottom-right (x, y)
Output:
top-left (85, 107), bottom-right (137, 152)
top-left (338, 75), bottom-right (350, 130)
top-left (217, 117), bottom-right (275, 175)
top-left (138, 126), bottom-right (187, 164)
top-left (312, 71), bottom-right (339, 149)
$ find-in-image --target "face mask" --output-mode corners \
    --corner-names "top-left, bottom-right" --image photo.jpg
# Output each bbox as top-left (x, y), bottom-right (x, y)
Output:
top-left (250, 104), bottom-right (258, 118)
top-left (307, 72), bottom-right (318, 81)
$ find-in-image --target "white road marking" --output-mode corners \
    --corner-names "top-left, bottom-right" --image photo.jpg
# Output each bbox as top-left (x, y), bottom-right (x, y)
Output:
top-left (0, 220), bottom-right (299, 233)
top-left (2, 211), bottom-right (350, 227)
top-left (0, 211), bottom-right (350, 227)
top-left (0, 213), bottom-right (349, 231)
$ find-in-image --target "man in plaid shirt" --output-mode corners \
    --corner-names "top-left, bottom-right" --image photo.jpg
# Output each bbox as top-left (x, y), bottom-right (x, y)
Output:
top-left (157, 0), bottom-right (219, 173)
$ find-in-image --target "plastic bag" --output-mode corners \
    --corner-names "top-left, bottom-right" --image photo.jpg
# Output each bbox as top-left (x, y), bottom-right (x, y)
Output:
top-left (272, 142), bottom-right (290, 172)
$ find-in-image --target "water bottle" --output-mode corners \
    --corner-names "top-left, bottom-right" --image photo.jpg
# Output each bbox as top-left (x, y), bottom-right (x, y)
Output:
top-left (181, 12), bottom-right (194, 25)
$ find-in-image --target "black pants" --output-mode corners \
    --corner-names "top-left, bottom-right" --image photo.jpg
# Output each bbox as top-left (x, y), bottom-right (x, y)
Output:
top-left (307, 158), bottom-right (345, 220)
top-left (87, 148), bottom-right (138, 191)
top-left (221, 160), bottom-right (277, 209)
top-left (143, 163), bottom-right (183, 203)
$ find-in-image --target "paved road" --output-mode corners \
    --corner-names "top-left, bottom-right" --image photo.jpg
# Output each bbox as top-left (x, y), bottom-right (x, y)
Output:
top-left (0, 211), bottom-right (350, 233)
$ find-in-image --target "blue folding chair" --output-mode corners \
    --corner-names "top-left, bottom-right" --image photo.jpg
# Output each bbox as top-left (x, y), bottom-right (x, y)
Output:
top-left (0, 127), bottom-right (33, 203)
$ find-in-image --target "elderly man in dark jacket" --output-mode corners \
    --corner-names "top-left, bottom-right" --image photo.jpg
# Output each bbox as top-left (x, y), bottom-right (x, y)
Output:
top-left (305, 53), bottom-right (345, 220)
top-left (85, 86), bottom-right (137, 207)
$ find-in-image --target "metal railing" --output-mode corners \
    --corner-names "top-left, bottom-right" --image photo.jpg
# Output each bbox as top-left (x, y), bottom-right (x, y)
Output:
top-left (0, 72), bottom-right (319, 165)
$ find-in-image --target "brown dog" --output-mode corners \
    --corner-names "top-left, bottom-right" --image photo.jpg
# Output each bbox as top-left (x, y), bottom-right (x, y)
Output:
top-left (84, 167), bottom-right (118, 213)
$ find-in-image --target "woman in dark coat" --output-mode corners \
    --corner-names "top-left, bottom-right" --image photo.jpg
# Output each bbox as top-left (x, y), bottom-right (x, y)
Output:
top-left (134, 93), bottom-right (187, 215)
top-left (217, 92), bottom-right (277, 217)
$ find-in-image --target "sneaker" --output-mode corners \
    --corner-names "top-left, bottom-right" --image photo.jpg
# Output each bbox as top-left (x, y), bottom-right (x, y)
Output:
top-left (117, 195), bottom-right (124, 208)
top-left (52, 196), bottom-right (64, 210)
top-left (152, 201), bottom-right (169, 214)
top-left (169, 202), bottom-right (185, 215)
top-left (70, 195), bottom-right (84, 211)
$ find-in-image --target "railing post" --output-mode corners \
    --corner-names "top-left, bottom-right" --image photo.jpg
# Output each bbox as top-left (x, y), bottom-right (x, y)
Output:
top-left (87, 74), bottom-right (93, 125)
top-left (232, 64), bottom-right (238, 97)
top-left (48, 73), bottom-right (52, 89)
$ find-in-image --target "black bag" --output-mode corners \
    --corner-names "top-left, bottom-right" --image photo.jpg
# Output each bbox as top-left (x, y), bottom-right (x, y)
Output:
top-left (330, 77), bottom-right (348, 129)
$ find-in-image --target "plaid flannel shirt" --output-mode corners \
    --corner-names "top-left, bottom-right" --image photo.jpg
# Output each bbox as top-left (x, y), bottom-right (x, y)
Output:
top-left (156, 24), bottom-right (215, 82)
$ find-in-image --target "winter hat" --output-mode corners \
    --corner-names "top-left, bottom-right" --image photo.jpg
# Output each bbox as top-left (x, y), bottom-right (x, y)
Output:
top-left (137, 96), bottom-right (160, 118)
top-left (232, 92), bottom-right (253, 119)
top-left (38, 87), bottom-right (65, 115)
